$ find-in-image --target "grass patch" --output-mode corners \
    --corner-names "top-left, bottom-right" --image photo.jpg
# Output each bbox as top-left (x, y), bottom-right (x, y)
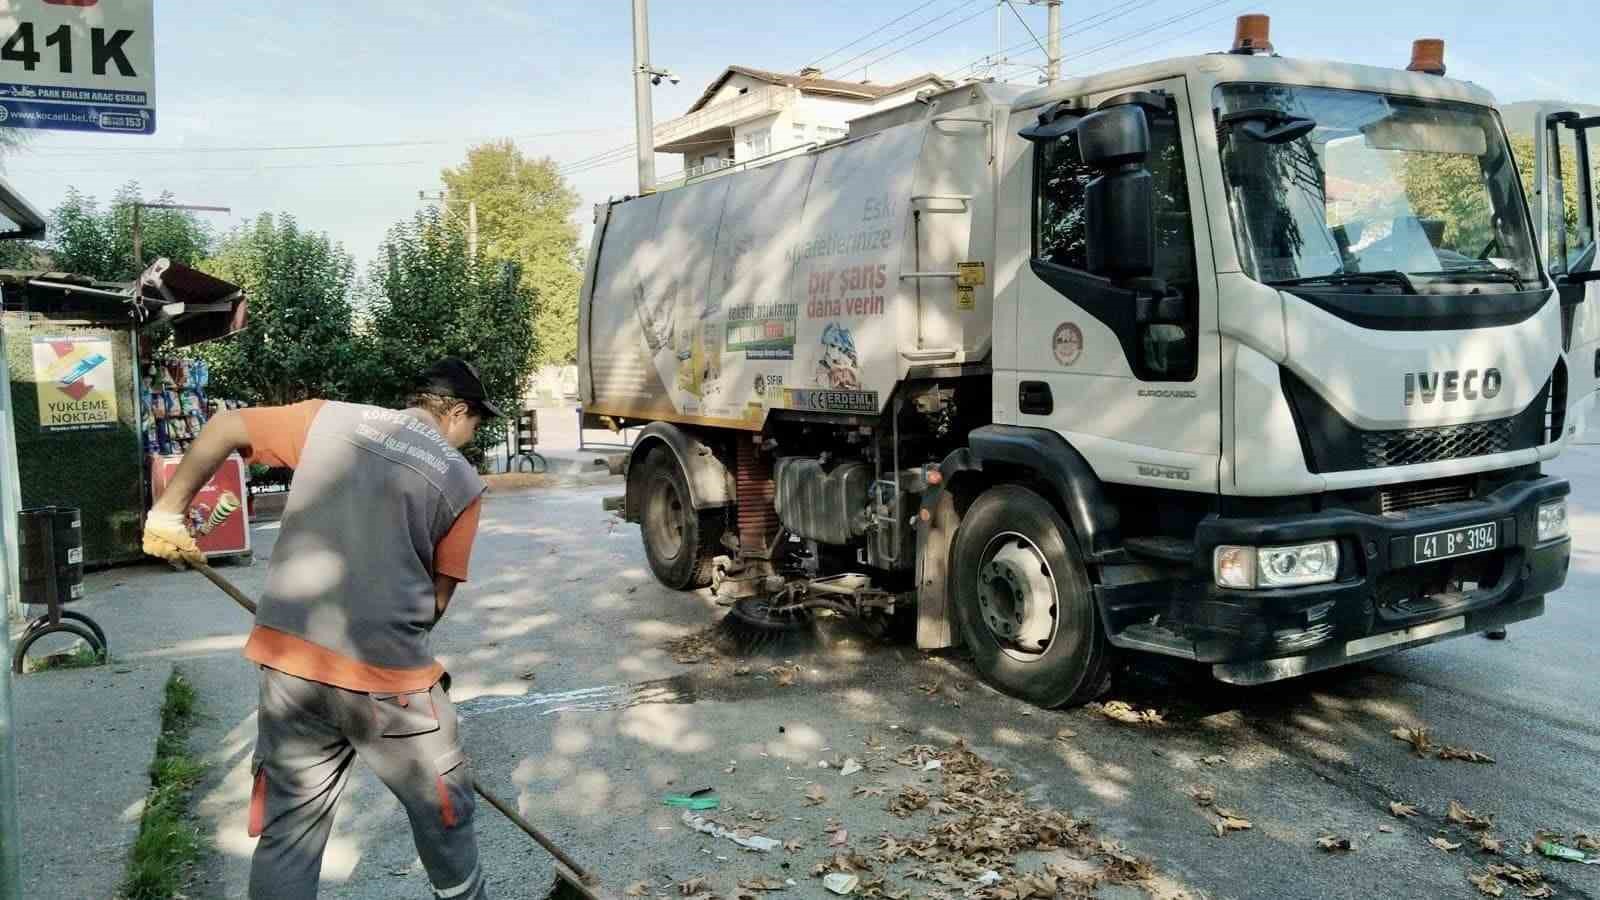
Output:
top-left (26, 642), bottom-right (105, 672)
top-left (122, 669), bottom-right (206, 900)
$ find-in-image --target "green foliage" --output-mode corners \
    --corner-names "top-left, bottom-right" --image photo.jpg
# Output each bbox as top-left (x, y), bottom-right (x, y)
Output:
top-left (1401, 133), bottom-right (1584, 256)
top-left (49, 181), bottom-right (213, 281)
top-left (24, 641), bottom-right (105, 672)
top-left (195, 214), bottom-right (361, 404)
top-left (364, 207), bottom-right (537, 460)
top-left (440, 140), bottom-right (582, 365)
top-left (123, 670), bottom-right (207, 900)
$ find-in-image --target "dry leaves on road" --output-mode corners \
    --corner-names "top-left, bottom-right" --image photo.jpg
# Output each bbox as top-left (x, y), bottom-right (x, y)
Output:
top-left (1390, 801), bottom-right (1421, 818)
top-left (679, 876), bottom-right (709, 896)
top-left (1187, 785), bottom-right (1216, 808)
top-left (1318, 835), bottom-right (1355, 852)
top-left (665, 628), bottom-right (725, 666)
top-left (768, 664), bottom-right (801, 687)
top-left (1478, 835), bottom-right (1504, 854)
top-left (1431, 837), bottom-right (1464, 852)
top-left (852, 784), bottom-right (886, 799)
top-left (1448, 800), bottom-right (1495, 830)
top-left (1054, 727), bottom-right (1076, 743)
top-left (737, 877), bottom-right (786, 892)
top-left (1485, 863), bottom-right (1552, 898)
top-left (1092, 700), bottom-right (1166, 726)
top-left (1200, 754), bottom-right (1228, 766)
top-left (1212, 808), bottom-right (1253, 837)
top-left (625, 883), bottom-right (652, 897)
top-left (783, 838), bottom-right (805, 852)
top-left (803, 784), bottom-right (828, 806)
top-left (1470, 872), bottom-right (1506, 897)
top-left (1391, 726), bottom-right (1496, 764)
top-left (887, 786), bottom-right (930, 818)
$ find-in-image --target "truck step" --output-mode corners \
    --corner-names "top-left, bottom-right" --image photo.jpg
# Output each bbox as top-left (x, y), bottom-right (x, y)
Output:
top-left (1108, 620), bottom-right (1197, 660)
top-left (1122, 536), bottom-right (1194, 564)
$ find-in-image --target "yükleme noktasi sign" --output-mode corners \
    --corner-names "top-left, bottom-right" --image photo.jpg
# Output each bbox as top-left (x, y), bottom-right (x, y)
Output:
top-left (31, 334), bottom-right (117, 431)
top-left (0, 0), bottom-right (154, 135)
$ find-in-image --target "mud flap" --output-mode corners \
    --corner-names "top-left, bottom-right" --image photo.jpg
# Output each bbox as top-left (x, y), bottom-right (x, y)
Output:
top-left (916, 485), bottom-right (962, 649)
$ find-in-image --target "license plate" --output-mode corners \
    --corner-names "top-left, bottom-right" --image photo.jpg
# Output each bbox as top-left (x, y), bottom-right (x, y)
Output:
top-left (1413, 521), bottom-right (1497, 563)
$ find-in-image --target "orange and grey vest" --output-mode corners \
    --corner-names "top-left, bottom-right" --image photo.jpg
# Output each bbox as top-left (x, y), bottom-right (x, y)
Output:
top-left (255, 402), bottom-right (484, 672)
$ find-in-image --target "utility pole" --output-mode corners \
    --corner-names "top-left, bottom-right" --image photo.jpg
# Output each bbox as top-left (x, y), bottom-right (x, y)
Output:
top-left (132, 201), bottom-right (231, 271)
top-left (0, 584), bottom-right (18, 900)
top-left (631, 0), bottom-right (657, 195)
top-left (992, 0), bottom-right (1004, 81)
top-left (1045, 0), bottom-right (1062, 83)
top-left (418, 190), bottom-right (478, 258)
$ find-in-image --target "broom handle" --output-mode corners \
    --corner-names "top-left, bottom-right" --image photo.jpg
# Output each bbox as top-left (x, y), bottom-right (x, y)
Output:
top-left (190, 560), bottom-right (594, 882)
top-left (471, 777), bottom-right (592, 880)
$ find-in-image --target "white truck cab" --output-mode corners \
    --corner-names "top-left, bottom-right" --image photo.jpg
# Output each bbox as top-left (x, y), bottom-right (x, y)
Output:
top-left (581, 17), bottom-right (1574, 706)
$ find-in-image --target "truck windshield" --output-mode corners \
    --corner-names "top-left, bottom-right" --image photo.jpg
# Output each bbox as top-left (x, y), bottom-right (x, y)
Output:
top-left (1215, 84), bottom-right (1542, 290)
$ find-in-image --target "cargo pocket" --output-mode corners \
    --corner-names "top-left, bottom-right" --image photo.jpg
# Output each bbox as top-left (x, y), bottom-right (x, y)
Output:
top-left (433, 746), bottom-right (473, 830)
top-left (247, 757), bottom-right (267, 838)
top-left (371, 689), bottom-right (441, 738)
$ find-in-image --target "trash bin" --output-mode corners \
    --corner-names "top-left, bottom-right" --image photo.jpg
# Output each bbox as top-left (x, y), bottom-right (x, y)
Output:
top-left (12, 506), bottom-right (106, 673)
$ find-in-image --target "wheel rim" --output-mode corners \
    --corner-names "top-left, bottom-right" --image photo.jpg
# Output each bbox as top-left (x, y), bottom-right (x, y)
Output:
top-left (645, 477), bottom-right (687, 561)
top-left (976, 531), bottom-right (1059, 662)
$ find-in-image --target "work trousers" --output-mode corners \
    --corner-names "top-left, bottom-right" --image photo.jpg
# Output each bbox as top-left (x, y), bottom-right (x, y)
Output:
top-left (248, 666), bottom-right (488, 899)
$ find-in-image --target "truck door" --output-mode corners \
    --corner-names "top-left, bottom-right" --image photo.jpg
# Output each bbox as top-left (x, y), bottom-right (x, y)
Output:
top-left (1534, 107), bottom-right (1600, 438)
top-left (1000, 77), bottom-right (1221, 491)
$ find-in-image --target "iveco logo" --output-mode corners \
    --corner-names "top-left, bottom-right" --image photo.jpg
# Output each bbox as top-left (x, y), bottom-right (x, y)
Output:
top-left (1403, 368), bottom-right (1501, 406)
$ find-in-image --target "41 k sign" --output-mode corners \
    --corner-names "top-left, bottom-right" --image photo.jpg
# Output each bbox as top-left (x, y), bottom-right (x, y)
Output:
top-left (0, 0), bottom-right (154, 134)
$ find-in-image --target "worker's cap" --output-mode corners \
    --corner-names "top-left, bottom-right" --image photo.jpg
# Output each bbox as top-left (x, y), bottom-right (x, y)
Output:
top-left (417, 357), bottom-right (504, 419)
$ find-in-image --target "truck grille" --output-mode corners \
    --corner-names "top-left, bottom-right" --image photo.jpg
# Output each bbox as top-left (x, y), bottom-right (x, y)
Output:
top-left (1378, 479), bottom-right (1473, 514)
top-left (1361, 420), bottom-right (1513, 468)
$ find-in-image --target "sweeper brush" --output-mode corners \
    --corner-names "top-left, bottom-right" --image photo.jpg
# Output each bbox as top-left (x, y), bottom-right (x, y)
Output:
top-left (190, 561), bottom-right (615, 900)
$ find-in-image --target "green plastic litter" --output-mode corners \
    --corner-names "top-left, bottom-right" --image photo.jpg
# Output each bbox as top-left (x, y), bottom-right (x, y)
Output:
top-left (1537, 841), bottom-right (1599, 864)
top-left (663, 789), bottom-right (719, 810)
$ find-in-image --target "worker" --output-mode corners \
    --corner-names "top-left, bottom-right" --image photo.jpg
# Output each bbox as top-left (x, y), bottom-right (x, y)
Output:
top-left (142, 358), bottom-right (499, 900)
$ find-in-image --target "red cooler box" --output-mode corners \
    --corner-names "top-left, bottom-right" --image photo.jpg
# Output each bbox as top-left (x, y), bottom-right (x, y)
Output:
top-left (149, 453), bottom-right (252, 559)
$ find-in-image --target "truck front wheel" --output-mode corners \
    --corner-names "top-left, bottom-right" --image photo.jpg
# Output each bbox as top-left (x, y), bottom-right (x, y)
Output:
top-left (951, 484), bottom-right (1113, 708)
top-left (637, 447), bottom-right (723, 590)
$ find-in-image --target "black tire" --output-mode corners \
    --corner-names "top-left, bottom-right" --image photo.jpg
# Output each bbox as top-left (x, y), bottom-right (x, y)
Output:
top-left (12, 620), bottom-right (104, 674)
top-left (950, 484), bottom-right (1113, 708)
top-left (637, 447), bottom-right (723, 590)
top-left (24, 611), bottom-right (108, 653)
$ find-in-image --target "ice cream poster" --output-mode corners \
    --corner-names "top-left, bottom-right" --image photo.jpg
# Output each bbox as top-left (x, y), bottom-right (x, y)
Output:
top-left (32, 336), bottom-right (117, 433)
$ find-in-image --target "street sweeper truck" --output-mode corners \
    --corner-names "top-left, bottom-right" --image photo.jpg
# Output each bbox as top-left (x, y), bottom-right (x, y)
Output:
top-left (579, 16), bottom-right (1589, 707)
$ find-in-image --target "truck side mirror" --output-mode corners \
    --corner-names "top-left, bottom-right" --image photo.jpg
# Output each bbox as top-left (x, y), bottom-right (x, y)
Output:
top-left (1080, 106), bottom-right (1156, 281)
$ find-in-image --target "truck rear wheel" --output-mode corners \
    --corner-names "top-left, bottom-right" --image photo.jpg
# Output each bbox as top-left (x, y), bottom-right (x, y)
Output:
top-left (638, 447), bottom-right (722, 590)
top-left (951, 484), bottom-right (1113, 708)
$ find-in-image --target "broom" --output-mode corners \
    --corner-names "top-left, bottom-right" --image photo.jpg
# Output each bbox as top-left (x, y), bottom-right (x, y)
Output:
top-left (189, 561), bottom-right (614, 900)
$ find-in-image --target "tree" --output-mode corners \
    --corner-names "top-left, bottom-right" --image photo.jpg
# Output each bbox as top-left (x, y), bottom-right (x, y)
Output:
top-left (439, 140), bottom-right (582, 366)
top-left (363, 208), bottom-right (537, 463)
top-left (48, 181), bottom-right (212, 281)
top-left (195, 214), bottom-right (360, 405)
top-left (1399, 133), bottom-right (1584, 258)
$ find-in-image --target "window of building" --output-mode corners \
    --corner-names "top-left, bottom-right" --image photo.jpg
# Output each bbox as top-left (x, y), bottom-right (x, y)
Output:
top-left (743, 129), bottom-right (771, 159)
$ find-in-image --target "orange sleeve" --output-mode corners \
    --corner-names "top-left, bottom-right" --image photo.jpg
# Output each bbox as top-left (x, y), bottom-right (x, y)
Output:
top-left (237, 399), bottom-right (326, 469)
top-left (434, 496), bottom-right (482, 582)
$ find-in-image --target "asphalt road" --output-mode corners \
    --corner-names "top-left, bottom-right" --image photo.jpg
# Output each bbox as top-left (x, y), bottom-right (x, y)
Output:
top-left (54, 446), bottom-right (1600, 899)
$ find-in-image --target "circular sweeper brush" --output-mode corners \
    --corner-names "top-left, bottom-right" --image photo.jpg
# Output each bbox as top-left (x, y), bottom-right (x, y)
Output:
top-left (715, 593), bottom-right (819, 656)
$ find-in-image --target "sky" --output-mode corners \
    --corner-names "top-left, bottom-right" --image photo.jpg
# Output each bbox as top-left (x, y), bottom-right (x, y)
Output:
top-left (1, 0), bottom-right (1595, 269)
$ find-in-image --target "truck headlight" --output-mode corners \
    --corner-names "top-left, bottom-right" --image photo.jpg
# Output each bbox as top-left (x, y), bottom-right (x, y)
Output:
top-left (1537, 499), bottom-right (1568, 542)
top-left (1214, 540), bottom-right (1339, 589)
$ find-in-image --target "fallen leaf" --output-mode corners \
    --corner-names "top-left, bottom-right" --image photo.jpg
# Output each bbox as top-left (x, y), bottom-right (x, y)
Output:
top-left (1470, 872), bottom-right (1506, 897)
top-left (888, 786), bottom-right (930, 818)
top-left (1097, 700), bottom-right (1164, 725)
top-left (679, 877), bottom-right (708, 896)
top-left (1573, 833), bottom-right (1600, 852)
top-left (1432, 837), bottom-right (1464, 852)
top-left (1054, 727), bottom-right (1076, 742)
top-left (1200, 754), bottom-right (1228, 766)
top-left (804, 784), bottom-right (827, 806)
top-left (1487, 863), bottom-right (1545, 887)
top-left (625, 882), bottom-right (651, 897)
top-left (1479, 835), bottom-right (1504, 854)
top-left (1392, 726), bottom-right (1434, 756)
top-left (1318, 835), bottom-right (1355, 852)
top-left (738, 877), bottom-right (786, 892)
top-left (783, 838), bottom-right (805, 852)
top-left (830, 829), bottom-right (849, 847)
top-left (1214, 813), bottom-right (1252, 836)
top-left (1449, 800), bottom-right (1495, 831)
top-left (852, 784), bottom-right (886, 799)
top-left (1187, 785), bottom-right (1216, 808)
top-left (1438, 745), bottom-right (1496, 764)
top-left (1390, 801), bottom-right (1421, 818)
top-left (1521, 886), bottom-right (1555, 899)
top-left (769, 664), bottom-right (800, 687)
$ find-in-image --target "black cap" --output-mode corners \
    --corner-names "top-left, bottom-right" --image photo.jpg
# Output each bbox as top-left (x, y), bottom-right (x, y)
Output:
top-left (417, 357), bottom-right (504, 419)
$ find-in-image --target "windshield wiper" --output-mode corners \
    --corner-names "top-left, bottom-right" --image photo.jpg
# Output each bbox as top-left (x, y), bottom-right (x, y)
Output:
top-left (1268, 269), bottom-right (1417, 293)
top-left (1410, 267), bottom-right (1525, 289)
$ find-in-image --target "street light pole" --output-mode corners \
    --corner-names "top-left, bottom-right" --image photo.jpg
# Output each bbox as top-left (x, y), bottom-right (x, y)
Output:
top-left (631, 0), bottom-right (657, 195)
top-left (0, 596), bottom-right (19, 899)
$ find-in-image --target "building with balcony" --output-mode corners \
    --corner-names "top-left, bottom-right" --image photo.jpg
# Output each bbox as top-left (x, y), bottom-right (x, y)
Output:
top-left (655, 65), bottom-right (951, 183)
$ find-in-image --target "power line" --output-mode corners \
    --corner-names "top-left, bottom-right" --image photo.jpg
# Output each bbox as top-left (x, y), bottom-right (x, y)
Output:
top-left (1005, 1), bottom-right (1048, 59)
top-left (832, 2), bottom-right (997, 82)
top-left (801, 0), bottom-right (951, 70)
top-left (941, 0), bottom-right (1159, 80)
top-left (1061, 3), bottom-right (1250, 74)
top-left (1060, 0), bottom-right (1231, 66)
top-left (10, 159), bottom-right (435, 175)
top-left (21, 127), bottom-right (629, 158)
top-left (822, 0), bottom-right (988, 80)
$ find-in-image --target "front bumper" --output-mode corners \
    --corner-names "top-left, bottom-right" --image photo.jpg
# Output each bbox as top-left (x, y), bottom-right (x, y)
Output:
top-left (1100, 475), bottom-right (1571, 684)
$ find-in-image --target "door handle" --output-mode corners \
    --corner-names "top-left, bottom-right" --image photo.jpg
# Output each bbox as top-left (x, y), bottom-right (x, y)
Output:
top-left (1019, 381), bottom-right (1054, 416)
